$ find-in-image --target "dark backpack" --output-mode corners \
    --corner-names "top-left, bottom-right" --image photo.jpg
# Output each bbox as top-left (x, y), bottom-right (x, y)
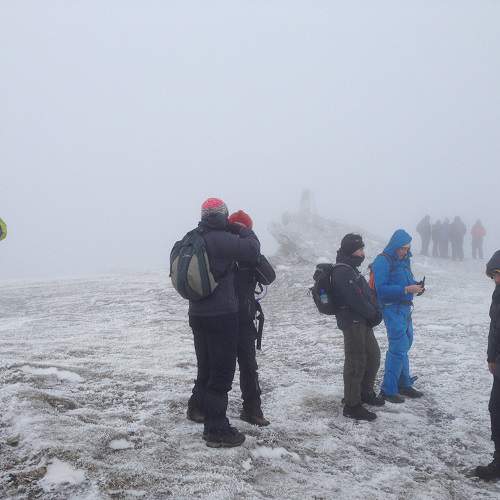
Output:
top-left (310, 263), bottom-right (350, 315)
top-left (169, 228), bottom-right (219, 301)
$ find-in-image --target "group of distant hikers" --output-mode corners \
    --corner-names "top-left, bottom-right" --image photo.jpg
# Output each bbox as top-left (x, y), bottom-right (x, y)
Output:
top-left (168, 198), bottom-right (498, 479)
top-left (416, 215), bottom-right (487, 260)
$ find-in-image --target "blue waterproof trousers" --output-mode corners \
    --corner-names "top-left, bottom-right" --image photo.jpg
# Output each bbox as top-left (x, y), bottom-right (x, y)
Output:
top-left (381, 304), bottom-right (414, 395)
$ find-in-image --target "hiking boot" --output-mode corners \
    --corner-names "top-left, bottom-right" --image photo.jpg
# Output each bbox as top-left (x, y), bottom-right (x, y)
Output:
top-left (203, 426), bottom-right (246, 448)
top-left (240, 410), bottom-right (270, 427)
top-left (380, 391), bottom-right (405, 404)
top-left (362, 392), bottom-right (385, 407)
top-left (399, 386), bottom-right (424, 399)
top-left (475, 458), bottom-right (500, 480)
top-left (343, 404), bottom-right (377, 422)
top-left (187, 406), bottom-right (205, 424)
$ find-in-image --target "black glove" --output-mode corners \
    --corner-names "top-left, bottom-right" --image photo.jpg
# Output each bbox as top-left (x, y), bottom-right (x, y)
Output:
top-left (227, 222), bottom-right (244, 234)
top-left (227, 222), bottom-right (251, 237)
top-left (416, 277), bottom-right (426, 296)
top-left (368, 311), bottom-right (383, 328)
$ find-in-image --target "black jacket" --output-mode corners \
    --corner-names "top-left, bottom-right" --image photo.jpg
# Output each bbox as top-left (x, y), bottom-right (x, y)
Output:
top-left (333, 252), bottom-right (382, 330)
top-left (450, 218), bottom-right (466, 243)
top-left (487, 251), bottom-right (500, 363)
top-left (416, 217), bottom-right (431, 238)
top-left (487, 287), bottom-right (500, 363)
top-left (235, 255), bottom-right (275, 322)
top-left (235, 265), bottom-right (259, 322)
top-left (431, 222), bottom-right (442, 242)
top-left (188, 214), bottom-right (260, 317)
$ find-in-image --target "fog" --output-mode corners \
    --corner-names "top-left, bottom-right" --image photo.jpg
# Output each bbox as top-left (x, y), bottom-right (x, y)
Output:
top-left (1, 1), bottom-right (499, 280)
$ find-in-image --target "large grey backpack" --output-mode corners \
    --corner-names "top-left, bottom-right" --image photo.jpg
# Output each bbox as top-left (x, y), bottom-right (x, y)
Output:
top-left (170, 228), bottom-right (218, 301)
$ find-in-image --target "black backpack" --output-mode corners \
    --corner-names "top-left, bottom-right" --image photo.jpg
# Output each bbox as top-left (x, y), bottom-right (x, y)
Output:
top-left (310, 263), bottom-right (350, 315)
top-left (169, 228), bottom-right (219, 301)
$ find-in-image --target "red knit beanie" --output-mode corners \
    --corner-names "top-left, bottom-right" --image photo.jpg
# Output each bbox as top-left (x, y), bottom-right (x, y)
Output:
top-left (201, 198), bottom-right (228, 219)
top-left (228, 210), bottom-right (253, 229)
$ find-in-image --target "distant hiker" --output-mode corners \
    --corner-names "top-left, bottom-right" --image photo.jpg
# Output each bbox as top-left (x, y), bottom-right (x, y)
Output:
top-left (334, 234), bottom-right (384, 421)
top-left (184, 198), bottom-right (260, 448)
top-left (416, 215), bottom-right (432, 256)
top-left (472, 220), bottom-right (487, 260)
top-left (475, 251), bottom-right (500, 480)
top-left (431, 220), bottom-right (442, 258)
top-left (439, 218), bottom-right (451, 259)
top-left (450, 216), bottom-right (466, 261)
top-left (188, 210), bottom-right (275, 428)
top-left (372, 230), bottom-right (424, 403)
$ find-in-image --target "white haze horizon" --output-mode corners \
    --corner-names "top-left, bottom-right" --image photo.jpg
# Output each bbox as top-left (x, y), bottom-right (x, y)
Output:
top-left (1, 1), bottom-right (499, 281)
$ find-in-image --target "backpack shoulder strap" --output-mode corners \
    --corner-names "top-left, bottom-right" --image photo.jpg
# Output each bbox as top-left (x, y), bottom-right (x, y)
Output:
top-left (332, 263), bottom-right (352, 270)
top-left (331, 263), bottom-right (355, 284)
top-left (331, 263), bottom-right (354, 275)
top-left (380, 252), bottom-right (394, 269)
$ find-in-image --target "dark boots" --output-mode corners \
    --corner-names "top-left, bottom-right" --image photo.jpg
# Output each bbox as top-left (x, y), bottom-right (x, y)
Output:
top-left (343, 404), bottom-right (377, 421)
top-left (399, 386), bottom-right (424, 398)
top-left (380, 391), bottom-right (405, 404)
top-left (187, 405), bottom-right (205, 423)
top-left (475, 452), bottom-right (500, 480)
top-left (188, 400), bottom-right (270, 427)
top-left (203, 426), bottom-right (246, 448)
top-left (240, 408), bottom-right (270, 427)
top-left (362, 392), bottom-right (385, 407)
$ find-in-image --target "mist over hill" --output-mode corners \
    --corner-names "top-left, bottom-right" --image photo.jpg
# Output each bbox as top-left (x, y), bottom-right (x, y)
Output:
top-left (269, 191), bottom-right (383, 266)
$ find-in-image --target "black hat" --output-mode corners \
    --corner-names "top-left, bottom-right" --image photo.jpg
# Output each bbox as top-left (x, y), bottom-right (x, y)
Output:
top-left (340, 233), bottom-right (365, 256)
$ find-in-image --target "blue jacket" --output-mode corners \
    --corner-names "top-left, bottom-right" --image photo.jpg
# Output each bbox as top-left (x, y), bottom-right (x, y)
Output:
top-left (373, 229), bottom-right (417, 305)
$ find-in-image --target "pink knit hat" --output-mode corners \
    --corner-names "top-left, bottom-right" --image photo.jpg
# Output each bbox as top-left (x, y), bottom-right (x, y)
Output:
top-left (201, 198), bottom-right (228, 219)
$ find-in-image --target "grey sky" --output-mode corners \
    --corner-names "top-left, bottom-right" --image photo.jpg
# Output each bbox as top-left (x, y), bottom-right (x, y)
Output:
top-left (1, 1), bottom-right (499, 279)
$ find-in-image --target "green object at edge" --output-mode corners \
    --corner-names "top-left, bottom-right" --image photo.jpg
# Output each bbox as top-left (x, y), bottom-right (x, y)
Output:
top-left (0, 217), bottom-right (7, 241)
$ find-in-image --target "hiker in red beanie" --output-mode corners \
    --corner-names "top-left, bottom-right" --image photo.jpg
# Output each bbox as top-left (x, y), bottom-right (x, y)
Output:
top-left (186, 198), bottom-right (261, 448)
top-left (229, 210), bottom-right (275, 425)
top-left (228, 210), bottom-right (253, 230)
top-left (188, 208), bottom-right (275, 427)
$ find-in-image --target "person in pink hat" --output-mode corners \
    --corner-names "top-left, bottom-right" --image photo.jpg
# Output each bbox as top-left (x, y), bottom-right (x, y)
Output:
top-left (187, 198), bottom-right (260, 448)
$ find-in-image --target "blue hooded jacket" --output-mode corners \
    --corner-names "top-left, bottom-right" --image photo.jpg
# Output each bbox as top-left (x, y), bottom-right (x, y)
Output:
top-left (372, 229), bottom-right (416, 305)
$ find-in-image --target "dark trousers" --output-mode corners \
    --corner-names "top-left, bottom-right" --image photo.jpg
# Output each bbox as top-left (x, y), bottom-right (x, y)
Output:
top-left (421, 235), bottom-right (431, 256)
top-left (237, 319), bottom-right (262, 414)
top-left (342, 321), bottom-right (381, 407)
top-left (472, 239), bottom-right (484, 259)
top-left (439, 241), bottom-right (449, 258)
top-left (489, 375), bottom-right (500, 451)
top-left (189, 314), bottom-right (239, 432)
top-left (451, 240), bottom-right (464, 261)
top-left (432, 240), bottom-right (439, 257)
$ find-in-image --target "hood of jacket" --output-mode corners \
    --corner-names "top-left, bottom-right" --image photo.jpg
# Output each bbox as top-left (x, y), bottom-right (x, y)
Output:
top-left (487, 250), bottom-right (500, 278)
top-left (384, 229), bottom-right (413, 258)
top-left (199, 213), bottom-right (228, 231)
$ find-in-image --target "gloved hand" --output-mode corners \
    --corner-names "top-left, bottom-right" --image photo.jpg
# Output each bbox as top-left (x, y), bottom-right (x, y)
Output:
top-left (227, 222), bottom-right (252, 237)
top-left (368, 311), bottom-right (383, 328)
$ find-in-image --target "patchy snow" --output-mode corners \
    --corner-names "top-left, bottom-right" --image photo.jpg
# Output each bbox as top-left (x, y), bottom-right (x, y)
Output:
top-left (251, 446), bottom-right (301, 462)
top-left (39, 458), bottom-right (85, 491)
top-left (0, 213), bottom-right (499, 498)
top-left (21, 365), bottom-right (84, 383)
top-left (109, 438), bottom-right (134, 450)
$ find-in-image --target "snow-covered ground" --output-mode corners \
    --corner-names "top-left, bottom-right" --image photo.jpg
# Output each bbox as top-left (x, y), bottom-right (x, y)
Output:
top-left (1, 252), bottom-right (499, 498)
